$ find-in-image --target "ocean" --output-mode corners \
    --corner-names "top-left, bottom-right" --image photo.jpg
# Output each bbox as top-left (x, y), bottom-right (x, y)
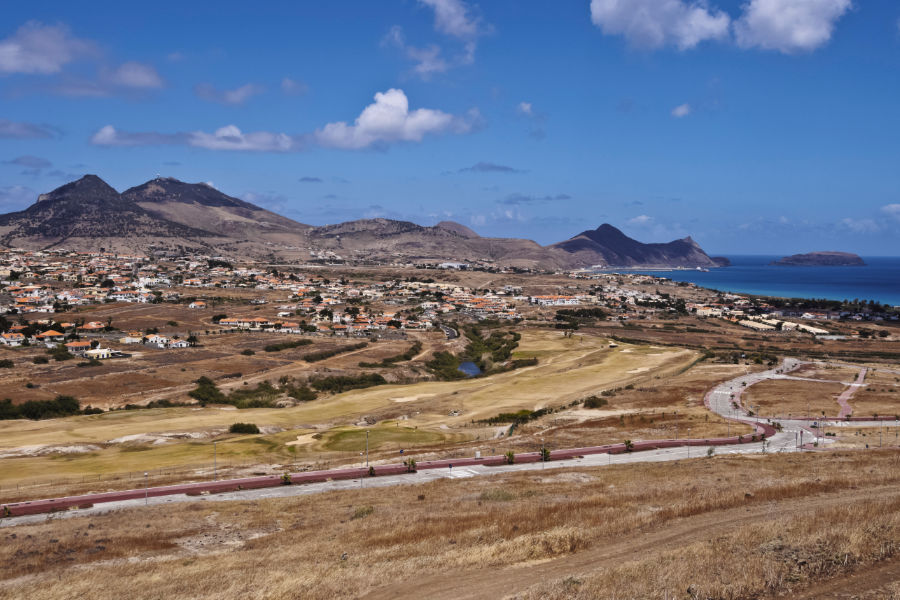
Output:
top-left (628, 255), bottom-right (900, 307)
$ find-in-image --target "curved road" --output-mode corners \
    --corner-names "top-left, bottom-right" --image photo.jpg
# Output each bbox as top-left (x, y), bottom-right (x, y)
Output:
top-left (2, 359), bottom-right (891, 524)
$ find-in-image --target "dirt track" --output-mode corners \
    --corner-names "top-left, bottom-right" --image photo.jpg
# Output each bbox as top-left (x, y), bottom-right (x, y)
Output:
top-left (362, 484), bottom-right (900, 600)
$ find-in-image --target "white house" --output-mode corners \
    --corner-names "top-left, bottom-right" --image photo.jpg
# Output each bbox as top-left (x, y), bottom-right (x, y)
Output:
top-left (0, 333), bottom-right (25, 347)
top-left (85, 347), bottom-right (112, 360)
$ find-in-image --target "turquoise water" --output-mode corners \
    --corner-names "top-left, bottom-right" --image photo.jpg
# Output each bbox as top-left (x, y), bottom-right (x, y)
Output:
top-left (630, 256), bottom-right (900, 306)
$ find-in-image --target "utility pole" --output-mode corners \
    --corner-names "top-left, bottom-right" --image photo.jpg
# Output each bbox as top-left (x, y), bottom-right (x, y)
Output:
top-left (144, 472), bottom-right (149, 506)
top-left (214, 441), bottom-right (217, 481)
top-left (366, 430), bottom-right (369, 468)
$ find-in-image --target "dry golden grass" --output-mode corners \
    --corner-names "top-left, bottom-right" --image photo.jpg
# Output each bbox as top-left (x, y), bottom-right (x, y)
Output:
top-left (744, 379), bottom-right (847, 418)
top-left (517, 496), bottom-right (900, 600)
top-left (829, 425), bottom-right (900, 449)
top-left (791, 363), bottom-right (863, 382)
top-left (3, 451), bottom-right (900, 600)
top-left (0, 332), bottom-right (693, 495)
top-left (851, 383), bottom-right (900, 418)
top-left (528, 406), bottom-right (755, 450)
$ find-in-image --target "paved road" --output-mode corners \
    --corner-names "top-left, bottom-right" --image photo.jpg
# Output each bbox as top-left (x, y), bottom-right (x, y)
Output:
top-left (705, 359), bottom-right (891, 448)
top-left (1, 434), bottom-right (791, 527)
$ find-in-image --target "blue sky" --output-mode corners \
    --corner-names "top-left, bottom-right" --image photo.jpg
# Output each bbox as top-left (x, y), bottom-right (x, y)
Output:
top-left (1, 0), bottom-right (899, 255)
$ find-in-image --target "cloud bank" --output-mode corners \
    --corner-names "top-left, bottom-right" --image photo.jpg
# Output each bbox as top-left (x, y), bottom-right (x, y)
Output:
top-left (91, 88), bottom-right (477, 153)
top-left (589, 0), bottom-right (852, 53)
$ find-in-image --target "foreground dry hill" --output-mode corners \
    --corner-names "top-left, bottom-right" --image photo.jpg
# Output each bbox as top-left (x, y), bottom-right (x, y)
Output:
top-left (0, 175), bottom-right (724, 268)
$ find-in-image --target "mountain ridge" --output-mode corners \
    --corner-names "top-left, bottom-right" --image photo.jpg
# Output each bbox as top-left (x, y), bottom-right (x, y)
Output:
top-left (0, 175), bottom-right (724, 269)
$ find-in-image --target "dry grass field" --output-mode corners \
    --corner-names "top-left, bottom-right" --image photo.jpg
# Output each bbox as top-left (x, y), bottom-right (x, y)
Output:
top-left (791, 363), bottom-right (863, 382)
top-left (3, 451), bottom-right (900, 600)
top-left (828, 425), bottom-right (900, 449)
top-left (850, 370), bottom-right (900, 417)
top-left (744, 379), bottom-right (847, 418)
top-left (0, 331), bottom-right (698, 499)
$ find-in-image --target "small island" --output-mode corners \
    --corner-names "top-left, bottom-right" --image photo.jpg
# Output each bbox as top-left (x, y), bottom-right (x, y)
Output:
top-left (771, 251), bottom-right (866, 267)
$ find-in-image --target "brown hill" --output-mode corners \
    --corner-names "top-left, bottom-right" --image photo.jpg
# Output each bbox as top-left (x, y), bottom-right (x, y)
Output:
top-left (305, 218), bottom-right (558, 269)
top-left (0, 176), bottom-right (723, 269)
top-left (0, 175), bottom-right (217, 253)
top-left (122, 177), bottom-right (311, 244)
top-left (549, 224), bottom-right (721, 268)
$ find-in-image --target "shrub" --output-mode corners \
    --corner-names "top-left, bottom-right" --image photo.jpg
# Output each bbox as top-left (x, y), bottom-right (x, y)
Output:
top-left (0, 395), bottom-right (81, 420)
top-left (479, 489), bottom-right (515, 502)
top-left (47, 344), bottom-right (73, 361)
top-left (32, 356), bottom-right (49, 364)
top-left (281, 473), bottom-right (292, 485)
top-left (368, 466), bottom-right (376, 477)
top-left (229, 422), bottom-right (260, 434)
top-left (309, 373), bottom-right (386, 394)
top-left (505, 450), bottom-right (515, 464)
top-left (707, 447), bottom-right (715, 457)
top-left (188, 376), bottom-right (226, 406)
top-left (0, 359), bottom-right (13, 368)
top-left (624, 439), bottom-right (634, 452)
top-left (264, 339), bottom-right (313, 353)
top-left (583, 395), bottom-right (608, 409)
top-left (405, 458), bottom-right (417, 472)
top-left (351, 505), bottom-right (374, 520)
top-left (303, 342), bottom-right (368, 362)
top-left (240, 349), bottom-right (255, 356)
top-left (540, 447), bottom-right (551, 461)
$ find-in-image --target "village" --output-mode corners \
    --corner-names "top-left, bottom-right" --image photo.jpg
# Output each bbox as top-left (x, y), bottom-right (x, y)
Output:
top-left (0, 248), bottom-right (895, 365)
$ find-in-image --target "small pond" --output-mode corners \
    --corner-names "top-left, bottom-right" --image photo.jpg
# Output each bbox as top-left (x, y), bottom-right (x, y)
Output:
top-left (457, 361), bottom-right (482, 377)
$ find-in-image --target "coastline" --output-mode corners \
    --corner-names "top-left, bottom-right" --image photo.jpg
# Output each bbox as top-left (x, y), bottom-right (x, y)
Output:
top-left (617, 255), bottom-right (900, 306)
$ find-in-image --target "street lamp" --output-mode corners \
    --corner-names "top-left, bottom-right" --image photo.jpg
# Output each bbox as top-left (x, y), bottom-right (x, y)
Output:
top-left (541, 437), bottom-right (545, 469)
top-left (214, 441), bottom-right (217, 482)
top-left (144, 472), bottom-right (149, 506)
top-left (366, 430), bottom-right (369, 468)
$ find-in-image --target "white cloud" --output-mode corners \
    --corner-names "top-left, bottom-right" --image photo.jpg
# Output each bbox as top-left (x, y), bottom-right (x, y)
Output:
top-left (671, 103), bottom-right (691, 117)
top-left (281, 77), bottom-right (308, 96)
top-left (840, 217), bottom-right (880, 234)
top-left (517, 102), bottom-right (534, 116)
top-left (386, 0), bottom-right (487, 77)
top-left (4, 155), bottom-right (52, 169)
top-left (89, 125), bottom-right (181, 147)
top-left (419, 0), bottom-right (481, 38)
top-left (106, 61), bottom-right (164, 88)
top-left (0, 118), bottom-right (58, 139)
top-left (881, 204), bottom-right (900, 221)
top-left (0, 185), bottom-right (36, 210)
top-left (0, 21), bottom-right (95, 74)
top-left (189, 125), bottom-right (296, 152)
top-left (91, 88), bottom-right (477, 153)
top-left (589, 0), bottom-right (730, 50)
top-left (315, 88), bottom-right (475, 150)
top-left (734, 0), bottom-right (852, 53)
top-left (382, 25), bottom-right (449, 78)
top-left (91, 124), bottom-right (300, 152)
top-left (195, 82), bottom-right (264, 105)
top-left (627, 214), bottom-right (653, 226)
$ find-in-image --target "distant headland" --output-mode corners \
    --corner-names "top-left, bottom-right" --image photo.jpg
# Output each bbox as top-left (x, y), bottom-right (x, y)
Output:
top-left (771, 251), bottom-right (866, 267)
